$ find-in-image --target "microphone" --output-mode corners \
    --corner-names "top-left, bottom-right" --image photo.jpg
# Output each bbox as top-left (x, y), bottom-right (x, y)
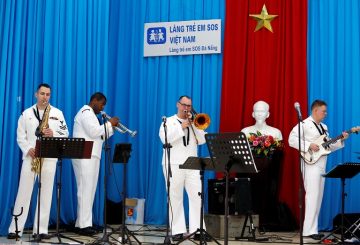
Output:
top-left (162, 116), bottom-right (167, 123)
top-left (35, 126), bottom-right (42, 137)
top-left (294, 102), bottom-right (303, 121)
top-left (100, 111), bottom-right (107, 118)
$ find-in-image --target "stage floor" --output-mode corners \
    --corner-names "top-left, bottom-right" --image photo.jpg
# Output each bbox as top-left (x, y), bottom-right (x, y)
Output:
top-left (0, 225), bottom-right (345, 244)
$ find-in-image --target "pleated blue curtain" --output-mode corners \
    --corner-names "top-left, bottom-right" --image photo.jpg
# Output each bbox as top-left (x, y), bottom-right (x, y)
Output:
top-left (308, 0), bottom-right (360, 230)
top-left (0, 0), bottom-right (224, 234)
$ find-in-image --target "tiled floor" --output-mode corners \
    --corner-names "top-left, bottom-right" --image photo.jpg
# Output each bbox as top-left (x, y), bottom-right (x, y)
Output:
top-left (0, 225), bottom-right (349, 245)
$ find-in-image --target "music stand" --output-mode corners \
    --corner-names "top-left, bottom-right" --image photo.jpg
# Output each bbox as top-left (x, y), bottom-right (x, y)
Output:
top-left (345, 217), bottom-right (360, 241)
top-left (110, 143), bottom-right (141, 244)
top-left (321, 163), bottom-right (360, 243)
top-left (177, 157), bottom-right (221, 245)
top-left (205, 132), bottom-right (257, 245)
top-left (35, 137), bottom-right (93, 244)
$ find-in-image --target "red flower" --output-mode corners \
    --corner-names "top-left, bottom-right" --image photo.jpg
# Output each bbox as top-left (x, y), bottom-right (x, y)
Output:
top-left (247, 131), bottom-right (283, 157)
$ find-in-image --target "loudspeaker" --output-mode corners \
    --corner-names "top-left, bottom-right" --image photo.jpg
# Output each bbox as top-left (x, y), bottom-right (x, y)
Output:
top-left (208, 178), bottom-right (252, 215)
top-left (333, 213), bottom-right (360, 237)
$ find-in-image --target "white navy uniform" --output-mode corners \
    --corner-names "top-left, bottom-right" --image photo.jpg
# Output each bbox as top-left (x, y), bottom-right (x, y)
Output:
top-left (72, 105), bottom-right (114, 228)
top-left (288, 116), bottom-right (343, 236)
top-left (9, 104), bottom-right (69, 235)
top-left (159, 114), bottom-right (207, 235)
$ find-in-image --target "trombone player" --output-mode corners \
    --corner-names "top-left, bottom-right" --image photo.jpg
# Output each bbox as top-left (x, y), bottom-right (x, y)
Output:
top-left (159, 95), bottom-right (210, 242)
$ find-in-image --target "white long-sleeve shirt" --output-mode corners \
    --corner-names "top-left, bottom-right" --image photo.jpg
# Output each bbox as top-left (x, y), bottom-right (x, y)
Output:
top-left (159, 114), bottom-right (206, 166)
top-left (288, 116), bottom-right (343, 169)
top-left (73, 105), bottom-right (114, 158)
top-left (17, 104), bottom-right (69, 159)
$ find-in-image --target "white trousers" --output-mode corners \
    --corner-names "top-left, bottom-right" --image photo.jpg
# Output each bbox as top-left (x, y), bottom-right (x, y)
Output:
top-left (162, 164), bottom-right (206, 235)
top-left (8, 157), bottom-right (57, 235)
top-left (72, 157), bottom-right (100, 228)
top-left (302, 163), bottom-right (325, 236)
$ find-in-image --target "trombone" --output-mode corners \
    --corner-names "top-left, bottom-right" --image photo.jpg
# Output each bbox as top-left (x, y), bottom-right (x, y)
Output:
top-left (100, 111), bottom-right (137, 137)
top-left (191, 109), bottom-right (211, 130)
top-left (184, 109), bottom-right (211, 144)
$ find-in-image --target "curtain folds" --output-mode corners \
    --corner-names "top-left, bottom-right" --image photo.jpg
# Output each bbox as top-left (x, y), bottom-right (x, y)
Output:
top-left (308, 0), bottom-right (360, 230)
top-left (1, 0), bottom-right (360, 235)
top-left (220, 0), bottom-right (308, 222)
top-left (0, 0), bottom-right (224, 234)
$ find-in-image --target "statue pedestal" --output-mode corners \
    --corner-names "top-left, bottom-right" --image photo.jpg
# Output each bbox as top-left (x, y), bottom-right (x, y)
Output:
top-left (237, 150), bottom-right (282, 228)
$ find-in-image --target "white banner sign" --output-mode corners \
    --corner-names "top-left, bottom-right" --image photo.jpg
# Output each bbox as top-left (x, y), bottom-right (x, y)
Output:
top-left (144, 19), bottom-right (221, 57)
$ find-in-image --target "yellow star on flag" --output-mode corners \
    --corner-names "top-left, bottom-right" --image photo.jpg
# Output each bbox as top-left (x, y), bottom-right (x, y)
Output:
top-left (249, 4), bottom-right (278, 33)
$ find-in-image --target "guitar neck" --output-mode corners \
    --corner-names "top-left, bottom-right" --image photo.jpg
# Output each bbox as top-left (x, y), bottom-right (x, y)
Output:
top-left (322, 129), bottom-right (353, 148)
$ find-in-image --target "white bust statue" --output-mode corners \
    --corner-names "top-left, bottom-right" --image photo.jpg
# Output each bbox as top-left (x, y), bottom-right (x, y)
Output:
top-left (241, 101), bottom-right (283, 140)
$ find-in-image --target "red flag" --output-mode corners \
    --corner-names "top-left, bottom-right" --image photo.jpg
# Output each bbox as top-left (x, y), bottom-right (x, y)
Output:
top-left (220, 0), bottom-right (308, 223)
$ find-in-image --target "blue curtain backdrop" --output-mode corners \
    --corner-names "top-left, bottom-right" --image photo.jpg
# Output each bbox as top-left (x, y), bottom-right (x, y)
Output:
top-left (1, 0), bottom-right (360, 236)
top-left (308, 0), bottom-right (360, 230)
top-left (0, 0), bottom-right (224, 235)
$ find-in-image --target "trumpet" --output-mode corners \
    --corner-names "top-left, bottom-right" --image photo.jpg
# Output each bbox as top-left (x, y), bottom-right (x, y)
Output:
top-left (100, 111), bottom-right (137, 137)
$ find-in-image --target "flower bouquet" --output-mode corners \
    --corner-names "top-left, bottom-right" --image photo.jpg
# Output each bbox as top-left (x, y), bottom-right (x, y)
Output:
top-left (248, 131), bottom-right (283, 157)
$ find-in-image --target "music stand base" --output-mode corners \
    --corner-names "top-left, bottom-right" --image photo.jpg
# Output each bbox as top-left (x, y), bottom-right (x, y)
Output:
top-left (234, 212), bottom-right (256, 241)
top-left (55, 232), bottom-right (84, 244)
top-left (103, 224), bottom-right (141, 244)
top-left (174, 228), bottom-right (220, 245)
top-left (163, 235), bottom-right (172, 245)
top-left (29, 234), bottom-right (43, 243)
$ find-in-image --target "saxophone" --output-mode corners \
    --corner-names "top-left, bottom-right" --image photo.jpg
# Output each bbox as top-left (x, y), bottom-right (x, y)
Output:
top-left (31, 104), bottom-right (51, 173)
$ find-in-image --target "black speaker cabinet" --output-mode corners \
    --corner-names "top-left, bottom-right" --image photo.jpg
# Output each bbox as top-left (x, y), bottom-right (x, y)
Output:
top-left (106, 199), bottom-right (122, 224)
top-left (208, 178), bottom-right (252, 215)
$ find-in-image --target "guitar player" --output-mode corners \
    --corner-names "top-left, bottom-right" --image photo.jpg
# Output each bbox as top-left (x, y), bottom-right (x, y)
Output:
top-left (288, 99), bottom-right (349, 240)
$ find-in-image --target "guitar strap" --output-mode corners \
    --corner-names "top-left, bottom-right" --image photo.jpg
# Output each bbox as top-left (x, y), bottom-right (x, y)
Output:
top-left (312, 121), bottom-right (327, 136)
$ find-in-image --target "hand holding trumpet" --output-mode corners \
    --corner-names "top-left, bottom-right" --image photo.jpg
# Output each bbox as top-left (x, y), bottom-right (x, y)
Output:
top-left (108, 116), bottom-right (120, 127)
top-left (101, 111), bottom-right (137, 137)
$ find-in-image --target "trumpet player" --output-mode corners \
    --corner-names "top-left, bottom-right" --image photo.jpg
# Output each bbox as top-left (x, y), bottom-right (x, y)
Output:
top-left (159, 95), bottom-right (209, 241)
top-left (8, 83), bottom-right (69, 240)
top-left (72, 92), bottom-right (119, 236)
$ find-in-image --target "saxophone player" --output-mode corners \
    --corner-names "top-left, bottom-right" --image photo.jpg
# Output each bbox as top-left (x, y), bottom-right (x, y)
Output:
top-left (7, 83), bottom-right (69, 240)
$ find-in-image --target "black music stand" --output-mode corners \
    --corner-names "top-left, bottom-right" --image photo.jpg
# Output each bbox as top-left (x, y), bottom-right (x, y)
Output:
top-left (321, 163), bottom-right (360, 243)
top-left (110, 143), bottom-right (141, 244)
top-left (345, 217), bottom-right (360, 241)
top-left (205, 132), bottom-right (258, 245)
top-left (177, 157), bottom-right (221, 245)
top-left (35, 137), bottom-right (93, 244)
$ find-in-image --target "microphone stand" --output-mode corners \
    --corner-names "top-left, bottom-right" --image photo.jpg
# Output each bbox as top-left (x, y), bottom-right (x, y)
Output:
top-left (94, 115), bottom-right (112, 244)
top-left (296, 113), bottom-right (304, 245)
top-left (163, 118), bottom-right (173, 245)
top-left (32, 132), bottom-right (43, 242)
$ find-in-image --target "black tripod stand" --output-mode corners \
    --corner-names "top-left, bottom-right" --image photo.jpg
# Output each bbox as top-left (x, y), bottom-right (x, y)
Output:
top-left (177, 157), bottom-right (221, 245)
top-left (35, 137), bottom-right (93, 244)
top-left (32, 136), bottom-right (45, 242)
top-left (205, 132), bottom-right (258, 245)
top-left (345, 216), bottom-right (360, 241)
top-left (161, 116), bottom-right (173, 245)
top-left (110, 143), bottom-right (141, 244)
top-left (10, 207), bottom-right (23, 241)
top-left (321, 163), bottom-right (360, 243)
